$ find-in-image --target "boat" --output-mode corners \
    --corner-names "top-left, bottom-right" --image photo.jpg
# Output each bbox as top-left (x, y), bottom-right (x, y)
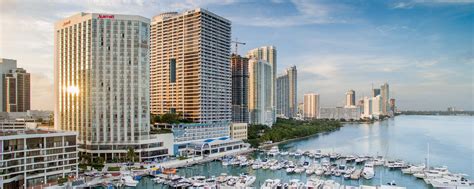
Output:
top-left (374, 156), bottom-right (385, 166)
top-left (120, 175), bottom-right (138, 187)
top-left (288, 179), bottom-right (304, 189)
top-left (294, 166), bottom-right (305, 174)
top-left (362, 162), bottom-right (375, 179)
top-left (315, 167), bottom-right (325, 176)
top-left (351, 169), bottom-right (362, 180)
top-left (280, 151), bottom-right (289, 156)
top-left (322, 180), bottom-right (341, 189)
top-left (286, 165), bottom-right (295, 173)
top-left (267, 146), bottom-right (280, 156)
top-left (236, 174), bottom-right (256, 187)
top-left (401, 164), bottom-right (425, 174)
top-left (261, 179), bottom-right (281, 189)
top-left (428, 173), bottom-right (472, 188)
top-left (252, 162), bottom-right (262, 170)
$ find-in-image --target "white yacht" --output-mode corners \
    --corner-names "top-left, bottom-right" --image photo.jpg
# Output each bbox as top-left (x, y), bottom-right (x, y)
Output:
top-left (362, 162), bottom-right (375, 179)
top-left (261, 179), bottom-right (281, 189)
top-left (401, 164), bottom-right (425, 174)
top-left (236, 174), bottom-right (256, 187)
top-left (120, 175), bottom-right (138, 187)
top-left (429, 174), bottom-right (472, 189)
top-left (267, 146), bottom-right (280, 156)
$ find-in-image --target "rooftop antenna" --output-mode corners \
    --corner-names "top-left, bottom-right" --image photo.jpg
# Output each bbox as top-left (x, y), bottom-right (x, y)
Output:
top-left (231, 38), bottom-right (246, 55)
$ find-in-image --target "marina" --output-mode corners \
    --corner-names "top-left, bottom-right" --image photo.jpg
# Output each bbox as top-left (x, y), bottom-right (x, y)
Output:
top-left (66, 115), bottom-right (473, 189)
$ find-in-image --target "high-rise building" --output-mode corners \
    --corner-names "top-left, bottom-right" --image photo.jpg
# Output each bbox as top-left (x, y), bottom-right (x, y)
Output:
top-left (231, 54), bottom-right (249, 123)
top-left (247, 46), bottom-right (277, 121)
top-left (276, 74), bottom-right (288, 117)
top-left (150, 8), bottom-right (231, 124)
top-left (372, 88), bottom-right (381, 97)
top-left (3, 68), bottom-right (30, 112)
top-left (55, 13), bottom-right (172, 161)
top-left (345, 89), bottom-right (355, 107)
top-left (248, 58), bottom-right (273, 126)
top-left (303, 93), bottom-right (320, 119)
top-left (276, 66), bottom-right (297, 118)
top-left (0, 58), bottom-right (30, 112)
top-left (381, 83), bottom-right (390, 115)
top-left (390, 98), bottom-right (396, 113)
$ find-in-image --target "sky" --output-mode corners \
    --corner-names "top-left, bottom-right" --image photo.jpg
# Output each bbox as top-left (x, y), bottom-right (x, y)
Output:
top-left (0, 0), bottom-right (473, 111)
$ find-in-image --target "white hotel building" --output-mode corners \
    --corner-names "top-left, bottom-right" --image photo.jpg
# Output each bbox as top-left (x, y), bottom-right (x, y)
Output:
top-left (54, 13), bottom-right (172, 161)
top-left (0, 129), bottom-right (78, 189)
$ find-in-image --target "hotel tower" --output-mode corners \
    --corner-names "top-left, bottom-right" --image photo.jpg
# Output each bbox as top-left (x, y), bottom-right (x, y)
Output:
top-left (54, 13), bottom-right (171, 161)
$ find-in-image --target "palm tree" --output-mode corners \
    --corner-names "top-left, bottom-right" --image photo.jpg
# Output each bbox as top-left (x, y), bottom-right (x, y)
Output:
top-left (127, 148), bottom-right (138, 162)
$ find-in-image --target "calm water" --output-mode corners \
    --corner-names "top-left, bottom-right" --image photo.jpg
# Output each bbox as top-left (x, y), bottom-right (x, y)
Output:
top-left (136, 115), bottom-right (474, 188)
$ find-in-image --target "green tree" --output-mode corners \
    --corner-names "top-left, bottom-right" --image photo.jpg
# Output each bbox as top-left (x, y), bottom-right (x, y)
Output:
top-left (127, 148), bottom-right (138, 162)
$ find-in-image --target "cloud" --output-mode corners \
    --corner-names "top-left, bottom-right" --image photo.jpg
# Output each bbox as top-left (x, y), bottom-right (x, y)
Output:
top-left (391, 0), bottom-right (474, 9)
top-left (230, 0), bottom-right (354, 27)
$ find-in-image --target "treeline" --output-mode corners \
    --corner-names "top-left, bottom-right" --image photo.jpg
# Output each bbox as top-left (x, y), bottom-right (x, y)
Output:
top-left (246, 118), bottom-right (342, 148)
top-left (150, 113), bottom-right (192, 124)
top-left (399, 111), bottom-right (474, 116)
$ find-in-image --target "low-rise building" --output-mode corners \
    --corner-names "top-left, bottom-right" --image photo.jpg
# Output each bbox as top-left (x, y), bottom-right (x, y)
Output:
top-left (158, 122), bottom-right (230, 156)
top-left (319, 107), bottom-right (361, 121)
top-left (189, 137), bottom-right (250, 157)
top-left (0, 129), bottom-right (78, 189)
top-left (230, 123), bottom-right (248, 141)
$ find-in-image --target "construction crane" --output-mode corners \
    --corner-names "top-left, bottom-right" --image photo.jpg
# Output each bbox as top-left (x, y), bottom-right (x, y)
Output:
top-left (231, 38), bottom-right (246, 55)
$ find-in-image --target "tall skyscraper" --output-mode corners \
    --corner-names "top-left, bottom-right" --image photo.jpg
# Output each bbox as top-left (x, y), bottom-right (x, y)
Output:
top-left (231, 54), bottom-right (249, 123)
top-left (3, 68), bottom-right (30, 112)
top-left (345, 89), bottom-right (355, 107)
top-left (276, 74), bottom-right (288, 117)
top-left (381, 83), bottom-right (390, 115)
top-left (303, 93), bottom-right (320, 119)
top-left (150, 9), bottom-right (231, 124)
top-left (276, 66), bottom-right (297, 118)
top-left (0, 58), bottom-right (19, 111)
top-left (55, 13), bottom-right (171, 161)
top-left (247, 46), bottom-right (277, 121)
top-left (248, 58), bottom-right (273, 126)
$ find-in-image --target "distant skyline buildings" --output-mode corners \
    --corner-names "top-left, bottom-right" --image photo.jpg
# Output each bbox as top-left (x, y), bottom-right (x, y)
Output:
top-left (345, 89), bottom-right (355, 108)
top-left (303, 93), bottom-right (320, 120)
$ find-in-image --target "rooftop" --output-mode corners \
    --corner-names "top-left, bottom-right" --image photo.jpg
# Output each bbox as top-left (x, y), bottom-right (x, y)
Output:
top-left (0, 129), bottom-right (76, 138)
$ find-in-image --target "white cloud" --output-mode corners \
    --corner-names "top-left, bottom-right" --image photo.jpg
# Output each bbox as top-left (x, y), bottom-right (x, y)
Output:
top-left (391, 0), bottom-right (474, 9)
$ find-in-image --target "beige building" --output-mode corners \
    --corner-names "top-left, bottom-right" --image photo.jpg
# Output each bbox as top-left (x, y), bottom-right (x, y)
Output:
top-left (150, 8), bottom-right (232, 123)
top-left (230, 123), bottom-right (248, 140)
top-left (54, 13), bottom-right (171, 161)
top-left (345, 89), bottom-right (355, 108)
top-left (304, 93), bottom-right (320, 119)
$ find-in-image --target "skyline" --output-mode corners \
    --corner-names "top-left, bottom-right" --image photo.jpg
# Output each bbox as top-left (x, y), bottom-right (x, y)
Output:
top-left (0, 0), bottom-right (472, 111)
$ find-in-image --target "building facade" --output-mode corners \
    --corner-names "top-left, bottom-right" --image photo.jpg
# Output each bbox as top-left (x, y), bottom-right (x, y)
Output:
top-left (372, 88), bottom-right (380, 97)
top-left (303, 93), bottom-right (320, 120)
top-left (54, 13), bottom-right (171, 161)
top-left (3, 68), bottom-right (30, 112)
top-left (0, 129), bottom-right (78, 189)
top-left (248, 58), bottom-right (273, 126)
top-left (231, 54), bottom-right (249, 123)
top-left (380, 83), bottom-right (390, 115)
top-left (276, 66), bottom-right (297, 118)
top-left (150, 9), bottom-right (231, 124)
top-left (230, 123), bottom-right (248, 140)
top-left (276, 74), bottom-right (289, 117)
top-left (319, 107), bottom-right (361, 121)
top-left (247, 46), bottom-right (277, 122)
top-left (345, 89), bottom-right (355, 108)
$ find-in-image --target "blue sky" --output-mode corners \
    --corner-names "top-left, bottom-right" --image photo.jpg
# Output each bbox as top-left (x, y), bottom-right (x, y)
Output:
top-left (0, 0), bottom-right (472, 110)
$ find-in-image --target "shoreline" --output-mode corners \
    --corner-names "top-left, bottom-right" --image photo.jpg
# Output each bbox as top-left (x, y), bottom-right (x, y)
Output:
top-left (258, 130), bottom-right (340, 150)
